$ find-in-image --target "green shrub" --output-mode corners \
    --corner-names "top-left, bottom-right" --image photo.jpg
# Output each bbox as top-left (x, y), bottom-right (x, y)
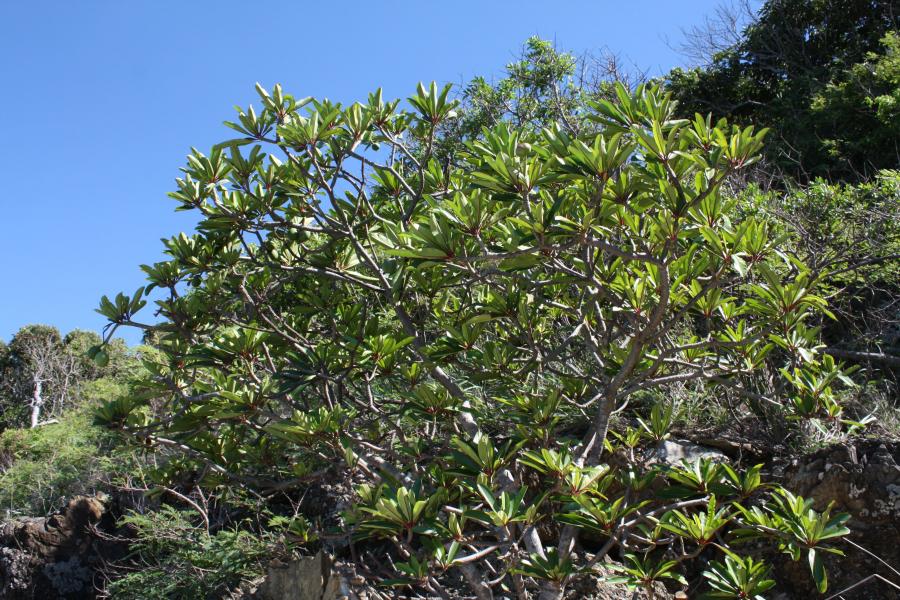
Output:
top-left (94, 82), bottom-right (854, 598)
top-left (0, 378), bottom-right (139, 517)
top-left (106, 506), bottom-right (277, 600)
top-left (738, 170), bottom-right (900, 291)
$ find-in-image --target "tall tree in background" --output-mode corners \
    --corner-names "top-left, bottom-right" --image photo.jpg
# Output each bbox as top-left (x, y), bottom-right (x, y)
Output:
top-left (433, 37), bottom-right (639, 164)
top-left (0, 325), bottom-right (72, 428)
top-left (666, 0), bottom-right (899, 181)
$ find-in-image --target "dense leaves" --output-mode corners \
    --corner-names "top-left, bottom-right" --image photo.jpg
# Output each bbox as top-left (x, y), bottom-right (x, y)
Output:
top-left (91, 78), bottom-right (858, 598)
top-left (666, 0), bottom-right (900, 181)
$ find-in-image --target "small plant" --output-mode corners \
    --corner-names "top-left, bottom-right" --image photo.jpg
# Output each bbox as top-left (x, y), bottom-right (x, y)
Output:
top-left (637, 400), bottom-right (675, 442)
top-left (268, 514), bottom-right (318, 546)
top-left (660, 496), bottom-right (732, 547)
top-left (514, 548), bottom-right (583, 586)
top-left (701, 554), bottom-right (776, 600)
top-left (607, 554), bottom-right (688, 594)
top-left (712, 463), bottom-right (765, 499)
top-left (734, 489), bottom-right (851, 593)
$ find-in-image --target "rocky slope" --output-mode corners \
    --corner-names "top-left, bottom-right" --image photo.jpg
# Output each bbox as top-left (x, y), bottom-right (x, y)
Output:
top-left (2, 442), bottom-right (899, 599)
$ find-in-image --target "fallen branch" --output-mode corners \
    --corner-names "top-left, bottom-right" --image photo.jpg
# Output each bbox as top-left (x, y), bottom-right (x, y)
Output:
top-left (825, 348), bottom-right (900, 368)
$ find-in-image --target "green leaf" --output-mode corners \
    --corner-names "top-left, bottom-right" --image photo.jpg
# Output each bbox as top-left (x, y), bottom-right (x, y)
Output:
top-left (87, 345), bottom-right (109, 367)
top-left (809, 548), bottom-right (827, 593)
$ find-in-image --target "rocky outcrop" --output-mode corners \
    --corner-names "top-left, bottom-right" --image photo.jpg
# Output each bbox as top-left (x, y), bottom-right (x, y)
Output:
top-left (772, 440), bottom-right (900, 599)
top-left (0, 495), bottom-right (125, 599)
top-left (250, 553), bottom-right (342, 600)
top-left (230, 553), bottom-right (378, 600)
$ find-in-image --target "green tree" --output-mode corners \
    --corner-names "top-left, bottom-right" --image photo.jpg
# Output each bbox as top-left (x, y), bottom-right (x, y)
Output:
top-left (95, 82), bottom-right (851, 598)
top-left (64, 328), bottom-right (131, 380)
top-left (666, 0), bottom-right (899, 181)
top-left (434, 37), bottom-right (637, 166)
top-left (1, 325), bottom-right (70, 428)
top-left (809, 32), bottom-right (900, 174)
top-left (738, 170), bottom-right (900, 374)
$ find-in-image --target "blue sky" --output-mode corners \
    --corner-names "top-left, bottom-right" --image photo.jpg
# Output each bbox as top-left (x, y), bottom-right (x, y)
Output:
top-left (0, 0), bottom-right (730, 344)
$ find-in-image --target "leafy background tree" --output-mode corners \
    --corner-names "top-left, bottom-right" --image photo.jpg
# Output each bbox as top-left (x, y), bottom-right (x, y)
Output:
top-left (666, 0), bottom-right (899, 181)
top-left (0, 325), bottom-right (130, 429)
top-left (0, 325), bottom-right (78, 428)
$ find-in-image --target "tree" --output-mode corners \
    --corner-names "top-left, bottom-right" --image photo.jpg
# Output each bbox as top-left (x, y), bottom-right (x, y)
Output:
top-left (1, 325), bottom-right (73, 428)
top-left (808, 32), bottom-right (900, 173)
top-left (666, 0), bottom-right (899, 181)
top-left (95, 82), bottom-right (852, 598)
top-left (0, 326), bottom-right (129, 429)
top-left (738, 170), bottom-right (900, 375)
top-left (436, 37), bottom-right (640, 163)
top-left (64, 328), bottom-right (131, 381)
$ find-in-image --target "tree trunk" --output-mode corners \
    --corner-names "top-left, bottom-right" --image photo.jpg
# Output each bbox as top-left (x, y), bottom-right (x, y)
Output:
top-left (584, 394), bottom-right (616, 465)
top-left (29, 379), bottom-right (43, 428)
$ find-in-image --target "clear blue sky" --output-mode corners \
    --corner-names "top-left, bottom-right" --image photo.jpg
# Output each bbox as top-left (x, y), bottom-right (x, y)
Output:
top-left (0, 0), bottom-right (728, 345)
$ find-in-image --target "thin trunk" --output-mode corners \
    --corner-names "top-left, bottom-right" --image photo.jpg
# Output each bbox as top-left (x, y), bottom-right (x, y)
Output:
top-left (575, 393), bottom-right (617, 468)
top-left (458, 563), bottom-right (493, 600)
top-left (29, 379), bottom-right (43, 429)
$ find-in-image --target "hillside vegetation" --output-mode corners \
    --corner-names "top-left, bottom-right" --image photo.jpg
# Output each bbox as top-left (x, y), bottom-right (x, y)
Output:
top-left (1, 1), bottom-right (898, 598)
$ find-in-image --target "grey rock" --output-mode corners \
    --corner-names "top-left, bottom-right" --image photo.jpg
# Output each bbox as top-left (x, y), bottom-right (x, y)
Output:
top-left (233, 552), bottom-right (358, 600)
top-left (256, 552), bottom-right (342, 600)
top-left (647, 439), bottom-right (727, 465)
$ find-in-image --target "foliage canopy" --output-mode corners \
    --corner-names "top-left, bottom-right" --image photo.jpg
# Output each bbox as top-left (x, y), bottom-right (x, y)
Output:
top-left (666, 0), bottom-right (899, 181)
top-left (94, 79), bottom-right (857, 598)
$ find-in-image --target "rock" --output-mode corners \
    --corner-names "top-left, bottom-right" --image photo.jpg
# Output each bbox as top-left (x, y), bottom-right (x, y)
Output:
top-left (0, 495), bottom-right (126, 599)
top-left (253, 552), bottom-right (342, 600)
top-left (567, 571), bottom-right (675, 599)
top-left (772, 440), bottom-right (900, 599)
top-left (647, 439), bottom-right (727, 466)
top-left (232, 552), bottom-right (367, 600)
top-left (0, 547), bottom-right (31, 595)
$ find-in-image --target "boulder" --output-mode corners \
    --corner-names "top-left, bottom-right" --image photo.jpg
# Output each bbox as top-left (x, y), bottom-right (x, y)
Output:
top-left (232, 552), bottom-right (368, 600)
top-left (647, 439), bottom-right (727, 466)
top-left (772, 440), bottom-right (900, 599)
top-left (567, 574), bottom-right (675, 599)
top-left (0, 495), bottom-right (126, 599)
top-left (252, 552), bottom-right (342, 600)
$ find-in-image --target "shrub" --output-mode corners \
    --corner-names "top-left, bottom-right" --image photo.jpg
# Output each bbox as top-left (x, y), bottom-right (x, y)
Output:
top-left (105, 506), bottom-right (277, 600)
top-left (94, 82), bottom-right (854, 598)
top-left (736, 170), bottom-right (900, 401)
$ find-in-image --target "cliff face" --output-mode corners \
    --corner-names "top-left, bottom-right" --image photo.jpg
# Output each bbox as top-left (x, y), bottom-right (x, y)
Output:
top-left (0, 495), bottom-right (125, 599)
